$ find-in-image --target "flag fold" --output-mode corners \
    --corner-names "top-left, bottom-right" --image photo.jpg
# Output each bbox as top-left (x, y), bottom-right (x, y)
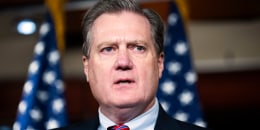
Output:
top-left (13, 12), bottom-right (67, 130)
top-left (157, 1), bottom-right (206, 127)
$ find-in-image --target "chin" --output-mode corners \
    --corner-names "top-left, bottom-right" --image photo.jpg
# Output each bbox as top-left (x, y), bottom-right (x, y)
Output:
top-left (116, 98), bottom-right (144, 107)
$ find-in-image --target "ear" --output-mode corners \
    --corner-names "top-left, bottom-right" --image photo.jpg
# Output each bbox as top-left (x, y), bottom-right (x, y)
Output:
top-left (158, 52), bottom-right (164, 78)
top-left (82, 56), bottom-right (89, 82)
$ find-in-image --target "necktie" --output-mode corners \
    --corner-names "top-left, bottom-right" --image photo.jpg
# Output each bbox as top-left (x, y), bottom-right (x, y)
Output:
top-left (107, 124), bottom-right (130, 130)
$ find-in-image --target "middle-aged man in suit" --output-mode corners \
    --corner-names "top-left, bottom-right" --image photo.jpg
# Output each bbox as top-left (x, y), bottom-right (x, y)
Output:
top-left (54, 0), bottom-right (211, 129)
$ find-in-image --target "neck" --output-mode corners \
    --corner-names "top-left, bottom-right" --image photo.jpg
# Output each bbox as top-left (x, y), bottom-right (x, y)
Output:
top-left (100, 98), bottom-right (156, 124)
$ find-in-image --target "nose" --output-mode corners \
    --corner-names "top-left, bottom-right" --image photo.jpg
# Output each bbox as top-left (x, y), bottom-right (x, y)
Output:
top-left (115, 48), bottom-right (133, 71)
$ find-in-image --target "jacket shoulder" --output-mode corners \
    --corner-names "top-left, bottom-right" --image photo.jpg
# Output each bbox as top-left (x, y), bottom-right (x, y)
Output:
top-left (155, 104), bottom-right (211, 130)
top-left (51, 117), bottom-right (99, 130)
top-left (175, 119), bottom-right (211, 130)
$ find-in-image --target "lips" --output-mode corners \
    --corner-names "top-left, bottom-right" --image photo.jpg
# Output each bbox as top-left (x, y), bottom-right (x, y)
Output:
top-left (114, 78), bottom-right (135, 85)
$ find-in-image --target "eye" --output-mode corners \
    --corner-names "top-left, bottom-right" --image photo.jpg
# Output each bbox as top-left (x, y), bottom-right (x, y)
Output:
top-left (100, 47), bottom-right (115, 54)
top-left (132, 45), bottom-right (146, 53)
top-left (135, 45), bottom-right (145, 51)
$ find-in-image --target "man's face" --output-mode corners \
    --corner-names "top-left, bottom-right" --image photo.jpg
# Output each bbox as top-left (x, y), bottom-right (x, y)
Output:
top-left (83, 11), bottom-right (164, 111)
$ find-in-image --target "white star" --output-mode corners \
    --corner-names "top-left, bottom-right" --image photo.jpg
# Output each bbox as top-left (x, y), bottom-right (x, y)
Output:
top-left (37, 90), bottom-right (49, 102)
top-left (161, 80), bottom-right (176, 95)
top-left (43, 71), bottom-right (56, 85)
top-left (175, 41), bottom-right (188, 55)
top-left (18, 101), bottom-right (27, 114)
top-left (40, 23), bottom-right (50, 36)
top-left (46, 119), bottom-right (60, 129)
top-left (194, 119), bottom-right (207, 128)
top-left (179, 91), bottom-right (194, 106)
top-left (168, 13), bottom-right (178, 26)
top-left (52, 98), bottom-right (64, 114)
top-left (34, 41), bottom-right (45, 55)
top-left (55, 80), bottom-right (65, 93)
top-left (26, 126), bottom-right (35, 130)
top-left (28, 61), bottom-right (39, 75)
top-left (167, 62), bottom-right (181, 74)
top-left (48, 50), bottom-right (60, 65)
top-left (185, 71), bottom-right (197, 85)
top-left (160, 101), bottom-right (170, 112)
top-left (13, 122), bottom-right (21, 130)
top-left (23, 81), bottom-right (33, 95)
top-left (30, 108), bottom-right (42, 121)
top-left (174, 111), bottom-right (189, 122)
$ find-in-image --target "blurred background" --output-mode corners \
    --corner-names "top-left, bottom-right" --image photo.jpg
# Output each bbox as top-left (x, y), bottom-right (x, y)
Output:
top-left (0, 0), bottom-right (260, 130)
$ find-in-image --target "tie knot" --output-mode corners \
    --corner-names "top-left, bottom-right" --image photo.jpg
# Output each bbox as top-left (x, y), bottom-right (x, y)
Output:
top-left (107, 124), bottom-right (130, 130)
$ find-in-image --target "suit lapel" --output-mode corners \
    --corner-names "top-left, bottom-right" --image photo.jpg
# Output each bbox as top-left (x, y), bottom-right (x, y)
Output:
top-left (154, 104), bottom-right (180, 130)
top-left (89, 116), bottom-right (100, 130)
top-left (80, 116), bottom-right (100, 130)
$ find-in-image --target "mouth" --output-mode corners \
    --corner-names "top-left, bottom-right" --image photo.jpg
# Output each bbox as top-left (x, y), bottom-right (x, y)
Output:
top-left (114, 78), bottom-right (135, 85)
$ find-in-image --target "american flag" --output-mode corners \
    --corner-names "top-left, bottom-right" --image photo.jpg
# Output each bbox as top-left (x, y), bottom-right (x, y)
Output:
top-left (157, 1), bottom-right (206, 127)
top-left (13, 12), bottom-right (67, 130)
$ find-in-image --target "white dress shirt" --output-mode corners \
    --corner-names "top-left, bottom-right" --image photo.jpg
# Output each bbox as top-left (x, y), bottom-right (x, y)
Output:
top-left (98, 98), bottom-right (159, 130)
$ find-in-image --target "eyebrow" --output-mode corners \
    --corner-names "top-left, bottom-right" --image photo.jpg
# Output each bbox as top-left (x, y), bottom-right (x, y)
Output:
top-left (96, 41), bottom-right (115, 50)
top-left (96, 40), bottom-right (148, 49)
top-left (128, 40), bottom-right (148, 45)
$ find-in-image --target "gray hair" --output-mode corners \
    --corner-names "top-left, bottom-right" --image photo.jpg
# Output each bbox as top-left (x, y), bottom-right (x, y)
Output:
top-left (82, 0), bottom-right (164, 58)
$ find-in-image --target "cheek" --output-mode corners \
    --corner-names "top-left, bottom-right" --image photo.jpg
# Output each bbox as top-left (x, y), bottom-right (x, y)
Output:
top-left (86, 61), bottom-right (110, 86)
top-left (88, 61), bottom-right (110, 85)
top-left (137, 59), bottom-right (160, 90)
top-left (87, 61), bottom-right (112, 100)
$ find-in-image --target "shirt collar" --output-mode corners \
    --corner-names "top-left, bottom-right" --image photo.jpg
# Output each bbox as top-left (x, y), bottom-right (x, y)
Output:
top-left (98, 98), bottom-right (159, 130)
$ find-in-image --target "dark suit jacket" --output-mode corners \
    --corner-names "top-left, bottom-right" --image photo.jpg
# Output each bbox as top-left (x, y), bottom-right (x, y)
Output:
top-left (54, 105), bottom-right (210, 130)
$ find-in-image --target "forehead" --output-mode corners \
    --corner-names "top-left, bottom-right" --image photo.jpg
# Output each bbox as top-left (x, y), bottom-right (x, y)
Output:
top-left (94, 11), bottom-right (148, 26)
top-left (91, 11), bottom-right (152, 42)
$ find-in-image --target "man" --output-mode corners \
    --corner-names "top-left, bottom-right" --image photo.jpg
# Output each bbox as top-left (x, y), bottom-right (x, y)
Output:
top-left (56, 0), bottom-right (210, 129)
